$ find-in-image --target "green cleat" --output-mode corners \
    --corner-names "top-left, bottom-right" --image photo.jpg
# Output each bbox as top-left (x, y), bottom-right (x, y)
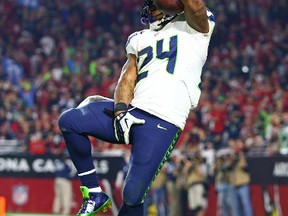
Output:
top-left (77, 186), bottom-right (112, 216)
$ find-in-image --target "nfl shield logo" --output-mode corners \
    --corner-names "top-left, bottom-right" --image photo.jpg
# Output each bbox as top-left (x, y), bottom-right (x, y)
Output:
top-left (12, 185), bottom-right (29, 206)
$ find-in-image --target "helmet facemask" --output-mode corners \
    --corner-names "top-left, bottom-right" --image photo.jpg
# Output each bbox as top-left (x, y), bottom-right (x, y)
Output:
top-left (140, 0), bottom-right (158, 25)
top-left (140, 0), bottom-right (176, 31)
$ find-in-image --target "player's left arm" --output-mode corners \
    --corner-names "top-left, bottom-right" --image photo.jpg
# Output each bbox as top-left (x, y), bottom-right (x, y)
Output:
top-left (113, 54), bottom-right (145, 144)
top-left (181, 0), bottom-right (209, 33)
top-left (114, 54), bottom-right (138, 115)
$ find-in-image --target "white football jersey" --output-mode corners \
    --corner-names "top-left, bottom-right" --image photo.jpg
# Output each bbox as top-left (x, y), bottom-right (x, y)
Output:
top-left (126, 12), bottom-right (215, 129)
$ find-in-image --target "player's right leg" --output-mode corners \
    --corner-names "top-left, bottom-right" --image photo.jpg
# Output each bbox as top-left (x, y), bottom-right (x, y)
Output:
top-left (58, 100), bottom-right (118, 215)
top-left (118, 108), bottom-right (182, 216)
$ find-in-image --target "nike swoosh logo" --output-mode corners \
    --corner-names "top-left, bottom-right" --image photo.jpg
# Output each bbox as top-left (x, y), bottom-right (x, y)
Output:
top-left (124, 118), bottom-right (129, 127)
top-left (157, 124), bottom-right (167, 130)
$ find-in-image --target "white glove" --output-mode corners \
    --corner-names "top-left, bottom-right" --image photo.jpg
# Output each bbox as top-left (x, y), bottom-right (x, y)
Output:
top-left (114, 111), bottom-right (145, 144)
top-left (77, 95), bottom-right (112, 108)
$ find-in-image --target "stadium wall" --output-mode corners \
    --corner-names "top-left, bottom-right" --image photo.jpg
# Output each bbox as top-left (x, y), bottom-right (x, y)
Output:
top-left (0, 155), bottom-right (288, 215)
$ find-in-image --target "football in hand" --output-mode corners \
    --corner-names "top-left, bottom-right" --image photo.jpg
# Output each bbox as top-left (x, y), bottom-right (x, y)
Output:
top-left (154, 0), bottom-right (184, 15)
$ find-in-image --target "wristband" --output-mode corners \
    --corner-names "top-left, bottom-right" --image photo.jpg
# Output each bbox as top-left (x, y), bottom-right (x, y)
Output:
top-left (114, 103), bottom-right (128, 113)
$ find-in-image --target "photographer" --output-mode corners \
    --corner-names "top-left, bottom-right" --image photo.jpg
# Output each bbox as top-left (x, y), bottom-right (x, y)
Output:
top-left (214, 149), bottom-right (239, 216)
top-left (166, 150), bottom-right (183, 216)
top-left (230, 139), bottom-right (253, 216)
top-left (183, 149), bottom-right (208, 216)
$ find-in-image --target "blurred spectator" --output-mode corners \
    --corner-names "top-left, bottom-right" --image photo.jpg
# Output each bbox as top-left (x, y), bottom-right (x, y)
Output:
top-left (183, 136), bottom-right (208, 216)
top-left (174, 155), bottom-right (188, 216)
top-left (201, 142), bottom-right (216, 187)
top-left (47, 124), bottom-right (66, 155)
top-left (214, 149), bottom-right (239, 216)
top-left (230, 139), bottom-right (253, 216)
top-left (223, 112), bottom-right (243, 144)
top-left (28, 120), bottom-right (47, 155)
top-left (246, 134), bottom-right (268, 156)
top-left (0, 122), bottom-right (16, 140)
top-left (278, 112), bottom-right (288, 155)
top-left (52, 154), bottom-right (73, 215)
top-left (207, 99), bottom-right (227, 149)
top-left (149, 167), bottom-right (168, 216)
top-left (166, 150), bottom-right (182, 216)
top-left (266, 112), bottom-right (282, 154)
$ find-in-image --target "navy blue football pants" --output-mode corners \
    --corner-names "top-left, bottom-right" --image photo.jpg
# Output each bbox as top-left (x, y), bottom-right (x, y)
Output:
top-left (58, 100), bottom-right (181, 210)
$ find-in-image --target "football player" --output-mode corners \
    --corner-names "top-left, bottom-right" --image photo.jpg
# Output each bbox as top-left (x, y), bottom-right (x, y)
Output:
top-left (58, 0), bottom-right (215, 215)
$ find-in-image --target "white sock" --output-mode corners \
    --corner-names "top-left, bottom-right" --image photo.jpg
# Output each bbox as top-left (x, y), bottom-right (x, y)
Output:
top-left (88, 187), bottom-right (102, 193)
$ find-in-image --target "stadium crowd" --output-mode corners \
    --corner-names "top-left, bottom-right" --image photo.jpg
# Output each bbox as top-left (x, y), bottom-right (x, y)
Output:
top-left (1, 0), bottom-right (288, 215)
top-left (1, 0), bottom-right (288, 156)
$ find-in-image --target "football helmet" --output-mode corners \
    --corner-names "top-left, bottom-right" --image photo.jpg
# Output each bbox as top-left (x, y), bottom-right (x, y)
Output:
top-left (140, 0), bottom-right (177, 30)
top-left (140, 0), bottom-right (158, 25)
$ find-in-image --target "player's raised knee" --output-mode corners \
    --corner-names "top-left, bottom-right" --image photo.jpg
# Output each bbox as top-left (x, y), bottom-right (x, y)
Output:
top-left (58, 108), bottom-right (78, 133)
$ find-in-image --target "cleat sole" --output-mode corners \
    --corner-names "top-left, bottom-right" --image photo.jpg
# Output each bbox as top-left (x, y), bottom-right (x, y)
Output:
top-left (102, 200), bottom-right (112, 212)
top-left (95, 198), bottom-right (112, 214)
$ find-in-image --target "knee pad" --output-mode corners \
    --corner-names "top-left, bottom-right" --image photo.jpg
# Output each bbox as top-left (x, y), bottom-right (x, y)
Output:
top-left (58, 108), bottom-right (79, 133)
